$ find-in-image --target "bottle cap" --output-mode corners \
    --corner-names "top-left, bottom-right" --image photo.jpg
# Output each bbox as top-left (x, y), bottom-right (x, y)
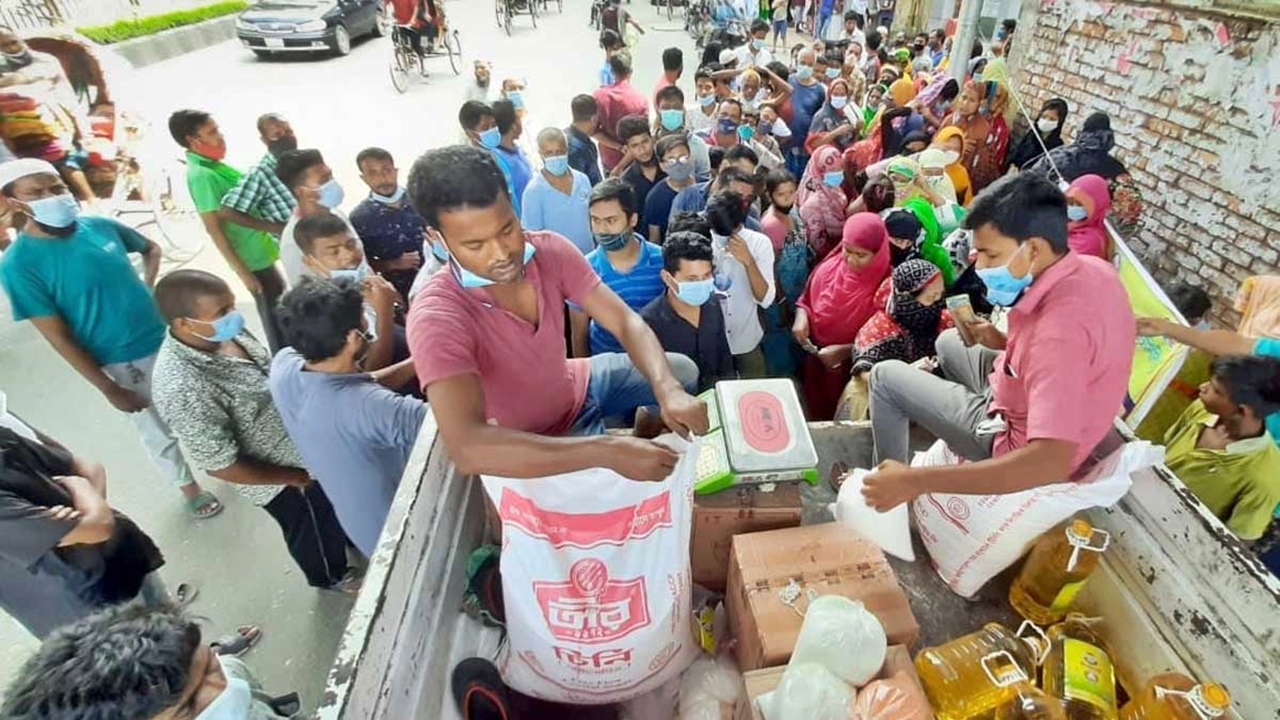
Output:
top-left (1196, 683), bottom-right (1231, 713)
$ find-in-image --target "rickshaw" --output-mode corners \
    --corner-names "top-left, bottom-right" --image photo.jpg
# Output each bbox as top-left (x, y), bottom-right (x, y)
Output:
top-left (386, 1), bottom-right (462, 93)
top-left (495, 0), bottom-right (538, 36)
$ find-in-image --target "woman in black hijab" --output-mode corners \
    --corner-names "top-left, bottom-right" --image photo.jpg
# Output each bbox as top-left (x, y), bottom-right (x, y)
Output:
top-left (1007, 98), bottom-right (1068, 171)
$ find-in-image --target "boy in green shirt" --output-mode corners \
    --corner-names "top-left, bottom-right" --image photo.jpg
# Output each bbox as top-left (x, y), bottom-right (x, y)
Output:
top-left (1164, 354), bottom-right (1280, 541)
top-left (168, 109), bottom-right (288, 352)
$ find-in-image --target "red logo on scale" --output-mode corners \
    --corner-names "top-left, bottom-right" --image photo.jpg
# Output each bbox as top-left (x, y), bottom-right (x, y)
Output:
top-left (737, 391), bottom-right (791, 453)
top-left (534, 559), bottom-right (650, 644)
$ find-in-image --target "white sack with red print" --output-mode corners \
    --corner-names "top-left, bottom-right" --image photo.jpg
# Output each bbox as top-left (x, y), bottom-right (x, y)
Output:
top-left (482, 437), bottom-right (699, 705)
top-left (910, 438), bottom-right (1160, 598)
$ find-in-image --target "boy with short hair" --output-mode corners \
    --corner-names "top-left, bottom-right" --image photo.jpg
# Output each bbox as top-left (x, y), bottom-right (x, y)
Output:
top-left (641, 231), bottom-right (734, 392)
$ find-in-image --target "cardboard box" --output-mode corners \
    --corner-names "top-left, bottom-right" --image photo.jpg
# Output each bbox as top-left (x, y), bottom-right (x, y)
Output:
top-left (733, 645), bottom-right (925, 720)
top-left (726, 523), bottom-right (920, 672)
top-left (692, 482), bottom-right (804, 592)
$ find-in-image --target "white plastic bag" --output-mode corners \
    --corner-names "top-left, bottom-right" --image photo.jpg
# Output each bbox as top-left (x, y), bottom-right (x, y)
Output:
top-left (757, 663), bottom-right (854, 720)
top-left (911, 439), bottom-right (1162, 597)
top-left (789, 595), bottom-right (887, 686)
top-left (828, 469), bottom-right (915, 561)
top-left (676, 654), bottom-right (744, 720)
top-left (482, 438), bottom-right (701, 704)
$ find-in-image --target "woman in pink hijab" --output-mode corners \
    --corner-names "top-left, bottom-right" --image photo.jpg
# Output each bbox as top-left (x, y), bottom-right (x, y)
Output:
top-left (798, 145), bottom-right (850, 261)
top-left (1065, 174), bottom-right (1112, 259)
top-left (792, 213), bottom-right (893, 419)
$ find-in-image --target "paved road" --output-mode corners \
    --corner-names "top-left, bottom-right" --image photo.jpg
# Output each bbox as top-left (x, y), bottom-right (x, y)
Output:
top-left (0, 0), bottom-right (704, 710)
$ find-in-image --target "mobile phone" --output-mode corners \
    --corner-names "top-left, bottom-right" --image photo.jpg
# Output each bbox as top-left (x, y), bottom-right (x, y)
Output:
top-left (801, 340), bottom-right (820, 355)
top-left (946, 295), bottom-right (978, 346)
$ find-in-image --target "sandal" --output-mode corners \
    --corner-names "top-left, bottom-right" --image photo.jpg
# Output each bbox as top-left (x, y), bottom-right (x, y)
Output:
top-left (212, 624), bottom-right (262, 657)
top-left (185, 490), bottom-right (223, 520)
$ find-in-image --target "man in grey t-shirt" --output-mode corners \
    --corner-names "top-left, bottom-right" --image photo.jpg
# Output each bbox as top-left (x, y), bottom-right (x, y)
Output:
top-left (269, 278), bottom-right (426, 557)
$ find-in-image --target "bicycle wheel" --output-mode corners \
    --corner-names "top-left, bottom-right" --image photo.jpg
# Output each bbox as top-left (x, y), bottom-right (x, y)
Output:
top-left (446, 30), bottom-right (461, 74)
top-left (503, 2), bottom-right (512, 35)
top-left (390, 46), bottom-right (410, 93)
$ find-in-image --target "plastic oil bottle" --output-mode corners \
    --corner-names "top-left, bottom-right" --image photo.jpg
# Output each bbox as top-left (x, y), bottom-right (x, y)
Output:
top-left (1010, 519), bottom-right (1110, 625)
top-left (915, 621), bottom-right (1049, 720)
top-left (1040, 615), bottom-right (1119, 720)
top-left (996, 684), bottom-right (1069, 720)
top-left (1119, 673), bottom-right (1232, 719)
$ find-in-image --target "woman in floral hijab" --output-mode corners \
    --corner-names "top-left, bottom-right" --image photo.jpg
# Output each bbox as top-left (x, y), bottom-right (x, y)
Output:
top-left (851, 258), bottom-right (954, 377)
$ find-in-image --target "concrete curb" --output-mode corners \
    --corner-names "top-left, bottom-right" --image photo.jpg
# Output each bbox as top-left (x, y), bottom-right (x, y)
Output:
top-left (110, 15), bottom-right (238, 69)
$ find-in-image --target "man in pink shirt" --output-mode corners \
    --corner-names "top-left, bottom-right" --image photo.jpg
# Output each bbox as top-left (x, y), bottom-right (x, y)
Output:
top-left (592, 50), bottom-right (649, 174)
top-left (405, 146), bottom-right (705, 482)
top-left (861, 174), bottom-right (1135, 510)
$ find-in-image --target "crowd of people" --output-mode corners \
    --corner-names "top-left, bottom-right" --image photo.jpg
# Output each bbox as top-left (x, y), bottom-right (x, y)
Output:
top-left (0, 4), bottom-right (1277, 719)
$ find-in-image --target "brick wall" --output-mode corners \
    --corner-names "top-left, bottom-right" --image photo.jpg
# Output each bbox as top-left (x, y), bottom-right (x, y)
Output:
top-left (1010, 0), bottom-right (1279, 326)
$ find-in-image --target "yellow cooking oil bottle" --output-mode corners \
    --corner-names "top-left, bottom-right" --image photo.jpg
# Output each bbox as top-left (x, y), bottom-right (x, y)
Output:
top-left (996, 684), bottom-right (1068, 720)
top-left (1010, 519), bottom-right (1110, 625)
top-left (915, 621), bottom-right (1050, 720)
top-left (1040, 615), bottom-right (1119, 720)
top-left (1119, 673), bottom-right (1232, 719)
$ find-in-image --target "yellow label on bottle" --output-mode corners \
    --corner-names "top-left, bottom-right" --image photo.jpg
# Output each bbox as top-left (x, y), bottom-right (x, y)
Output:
top-left (1062, 638), bottom-right (1117, 712)
top-left (1050, 580), bottom-right (1087, 611)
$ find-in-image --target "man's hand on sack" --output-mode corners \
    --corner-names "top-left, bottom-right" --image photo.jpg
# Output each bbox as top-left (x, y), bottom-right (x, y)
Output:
top-left (861, 460), bottom-right (922, 512)
top-left (606, 437), bottom-right (681, 482)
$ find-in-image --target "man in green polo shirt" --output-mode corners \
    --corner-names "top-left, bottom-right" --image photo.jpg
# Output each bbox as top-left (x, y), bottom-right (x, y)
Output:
top-left (168, 109), bottom-right (288, 352)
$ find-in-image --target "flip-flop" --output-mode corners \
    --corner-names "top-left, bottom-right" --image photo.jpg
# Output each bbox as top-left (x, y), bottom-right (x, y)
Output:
top-left (212, 625), bottom-right (262, 657)
top-left (174, 582), bottom-right (198, 606)
top-left (451, 658), bottom-right (512, 720)
top-left (185, 490), bottom-right (223, 520)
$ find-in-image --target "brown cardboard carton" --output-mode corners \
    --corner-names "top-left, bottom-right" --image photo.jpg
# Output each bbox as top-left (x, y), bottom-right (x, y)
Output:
top-left (692, 482), bottom-right (803, 591)
top-left (726, 523), bottom-right (920, 672)
top-left (733, 646), bottom-right (926, 720)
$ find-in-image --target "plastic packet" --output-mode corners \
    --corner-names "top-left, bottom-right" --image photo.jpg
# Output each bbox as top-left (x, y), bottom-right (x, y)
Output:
top-left (758, 663), bottom-right (854, 720)
top-left (789, 595), bottom-right (887, 686)
top-left (850, 672), bottom-right (934, 719)
top-left (828, 468), bottom-right (915, 562)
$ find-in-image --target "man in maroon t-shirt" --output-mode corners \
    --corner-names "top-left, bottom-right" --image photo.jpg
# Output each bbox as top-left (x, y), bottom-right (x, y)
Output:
top-left (592, 50), bottom-right (649, 174)
top-left (405, 145), bottom-right (705, 482)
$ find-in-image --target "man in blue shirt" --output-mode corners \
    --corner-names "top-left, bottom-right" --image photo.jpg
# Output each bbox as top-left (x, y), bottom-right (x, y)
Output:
top-left (350, 147), bottom-right (426, 300)
top-left (0, 158), bottom-right (217, 518)
top-left (270, 277), bottom-right (424, 558)
top-left (491, 99), bottom-right (533, 202)
top-left (570, 178), bottom-right (666, 357)
top-left (787, 47), bottom-right (827, 177)
top-left (522, 128), bottom-right (593, 254)
top-left (459, 100), bottom-right (521, 216)
top-left (567, 94), bottom-right (603, 186)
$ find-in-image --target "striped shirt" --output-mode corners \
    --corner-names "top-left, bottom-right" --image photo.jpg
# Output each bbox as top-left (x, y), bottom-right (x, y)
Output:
top-left (583, 237), bottom-right (666, 354)
top-left (221, 152), bottom-right (296, 224)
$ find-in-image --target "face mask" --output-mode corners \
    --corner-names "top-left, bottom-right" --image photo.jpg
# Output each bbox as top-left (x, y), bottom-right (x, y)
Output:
top-left (676, 278), bottom-right (715, 305)
top-left (329, 262), bottom-right (370, 284)
top-left (698, 93), bottom-right (716, 107)
top-left (429, 238), bottom-right (449, 261)
top-left (662, 157), bottom-right (695, 182)
top-left (825, 67), bottom-right (842, 79)
top-left (659, 108), bottom-right (685, 131)
top-left (506, 90), bottom-right (525, 108)
top-left (454, 242), bottom-right (537, 288)
top-left (2, 49), bottom-right (32, 66)
top-left (194, 139), bottom-right (227, 161)
top-left (194, 665), bottom-right (252, 720)
top-left (371, 186), bottom-right (405, 204)
top-left (1036, 117), bottom-right (1057, 135)
top-left (543, 154), bottom-right (570, 176)
top-left (594, 231), bottom-right (630, 252)
top-left (937, 100), bottom-right (951, 112)
top-left (316, 179), bottom-right (345, 209)
top-left (976, 243), bottom-right (1033, 307)
top-left (478, 126), bottom-right (502, 149)
top-left (972, 72), bottom-right (984, 83)
top-left (796, 65), bottom-right (814, 80)
top-left (24, 193), bottom-right (79, 228)
top-left (823, 170), bottom-right (844, 187)
top-left (737, 124), bottom-right (755, 141)
top-left (189, 310), bottom-right (245, 343)
top-left (890, 243), bottom-right (915, 266)
top-left (830, 96), bottom-right (848, 110)
top-left (717, 118), bottom-right (739, 136)
top-left (752, 38), bottom-right (765, 51)
top-left (710, 231), bottom-right (730, 248)
top-left (1067, 204), bottom-right (1089, 222)
top-left (266, 135), bottom-right (298, 157)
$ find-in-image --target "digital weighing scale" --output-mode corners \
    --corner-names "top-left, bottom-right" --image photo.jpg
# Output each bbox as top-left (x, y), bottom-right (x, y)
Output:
top-left (694, 379), bottom-right (820, 495)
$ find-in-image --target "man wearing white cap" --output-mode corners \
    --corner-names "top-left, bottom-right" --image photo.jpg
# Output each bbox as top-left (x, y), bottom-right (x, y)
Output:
top-left (0, 158), bottom-right (222, 520)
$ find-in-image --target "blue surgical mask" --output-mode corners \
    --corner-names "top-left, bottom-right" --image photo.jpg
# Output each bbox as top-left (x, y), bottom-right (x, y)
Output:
top-left (453, 241), bottom-right (537, 288)
top-left (1067, 205), bottom-right (1088, 222)
top-left (189, 310), bottom-right (245, 343)
top-left (698, 93), bottom-right (716, 107)
top-left (329, 263), bottom-right (370, 284)
top-left (660, 108), bottom-right (685, 131)
top-left (830, 96), bottom-right (848, 110)
top-left (751, 38), bottom-right (765, 51)
top-left (737, 124), bottom-right (755, 141)
top-left (543, 154), bottom-right (570, 176)
top-left (317, 179), bottom-right (345, 209)
top-left (796, 65), bottom-right (814, 80)
top-left (478, 126), bottom-right (502, 149)
top-left (593, 231), bottom-right (630, 252)
top-left (429, 238), bottom-right (449, 261)
top-left (825, 67), bottom-right (841, 79)
top-left (24, 193), bottom-right (79, 228)
top-left (975, 243), bottom-right (1033, 307)
top-left (823, 170), bottom-right (844, 186)
top-left (371, 186), bottom-right (405, 204)
top-left (676, 278), bottom-right (715, 306)
top-left (194, 662), bottom-right (253, 720)
top-left (506, 89), bottom-right (524, 108)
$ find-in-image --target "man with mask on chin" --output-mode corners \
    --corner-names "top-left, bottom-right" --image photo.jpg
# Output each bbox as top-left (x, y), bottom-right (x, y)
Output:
top-left (0, 158), bottom-right (221, 519)
top-left (861, 174), bottom-right (1135, 512)
top-left (274, 148), bottom-right (357, 287)
top-left (271, 277), bottom-right (425, 558)
top-left (349, 147), bottom-right (426, 300)
top-left (220, 113), bottom-right (298, 232)
top-left (406, 145), bottom-right (706, 482)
